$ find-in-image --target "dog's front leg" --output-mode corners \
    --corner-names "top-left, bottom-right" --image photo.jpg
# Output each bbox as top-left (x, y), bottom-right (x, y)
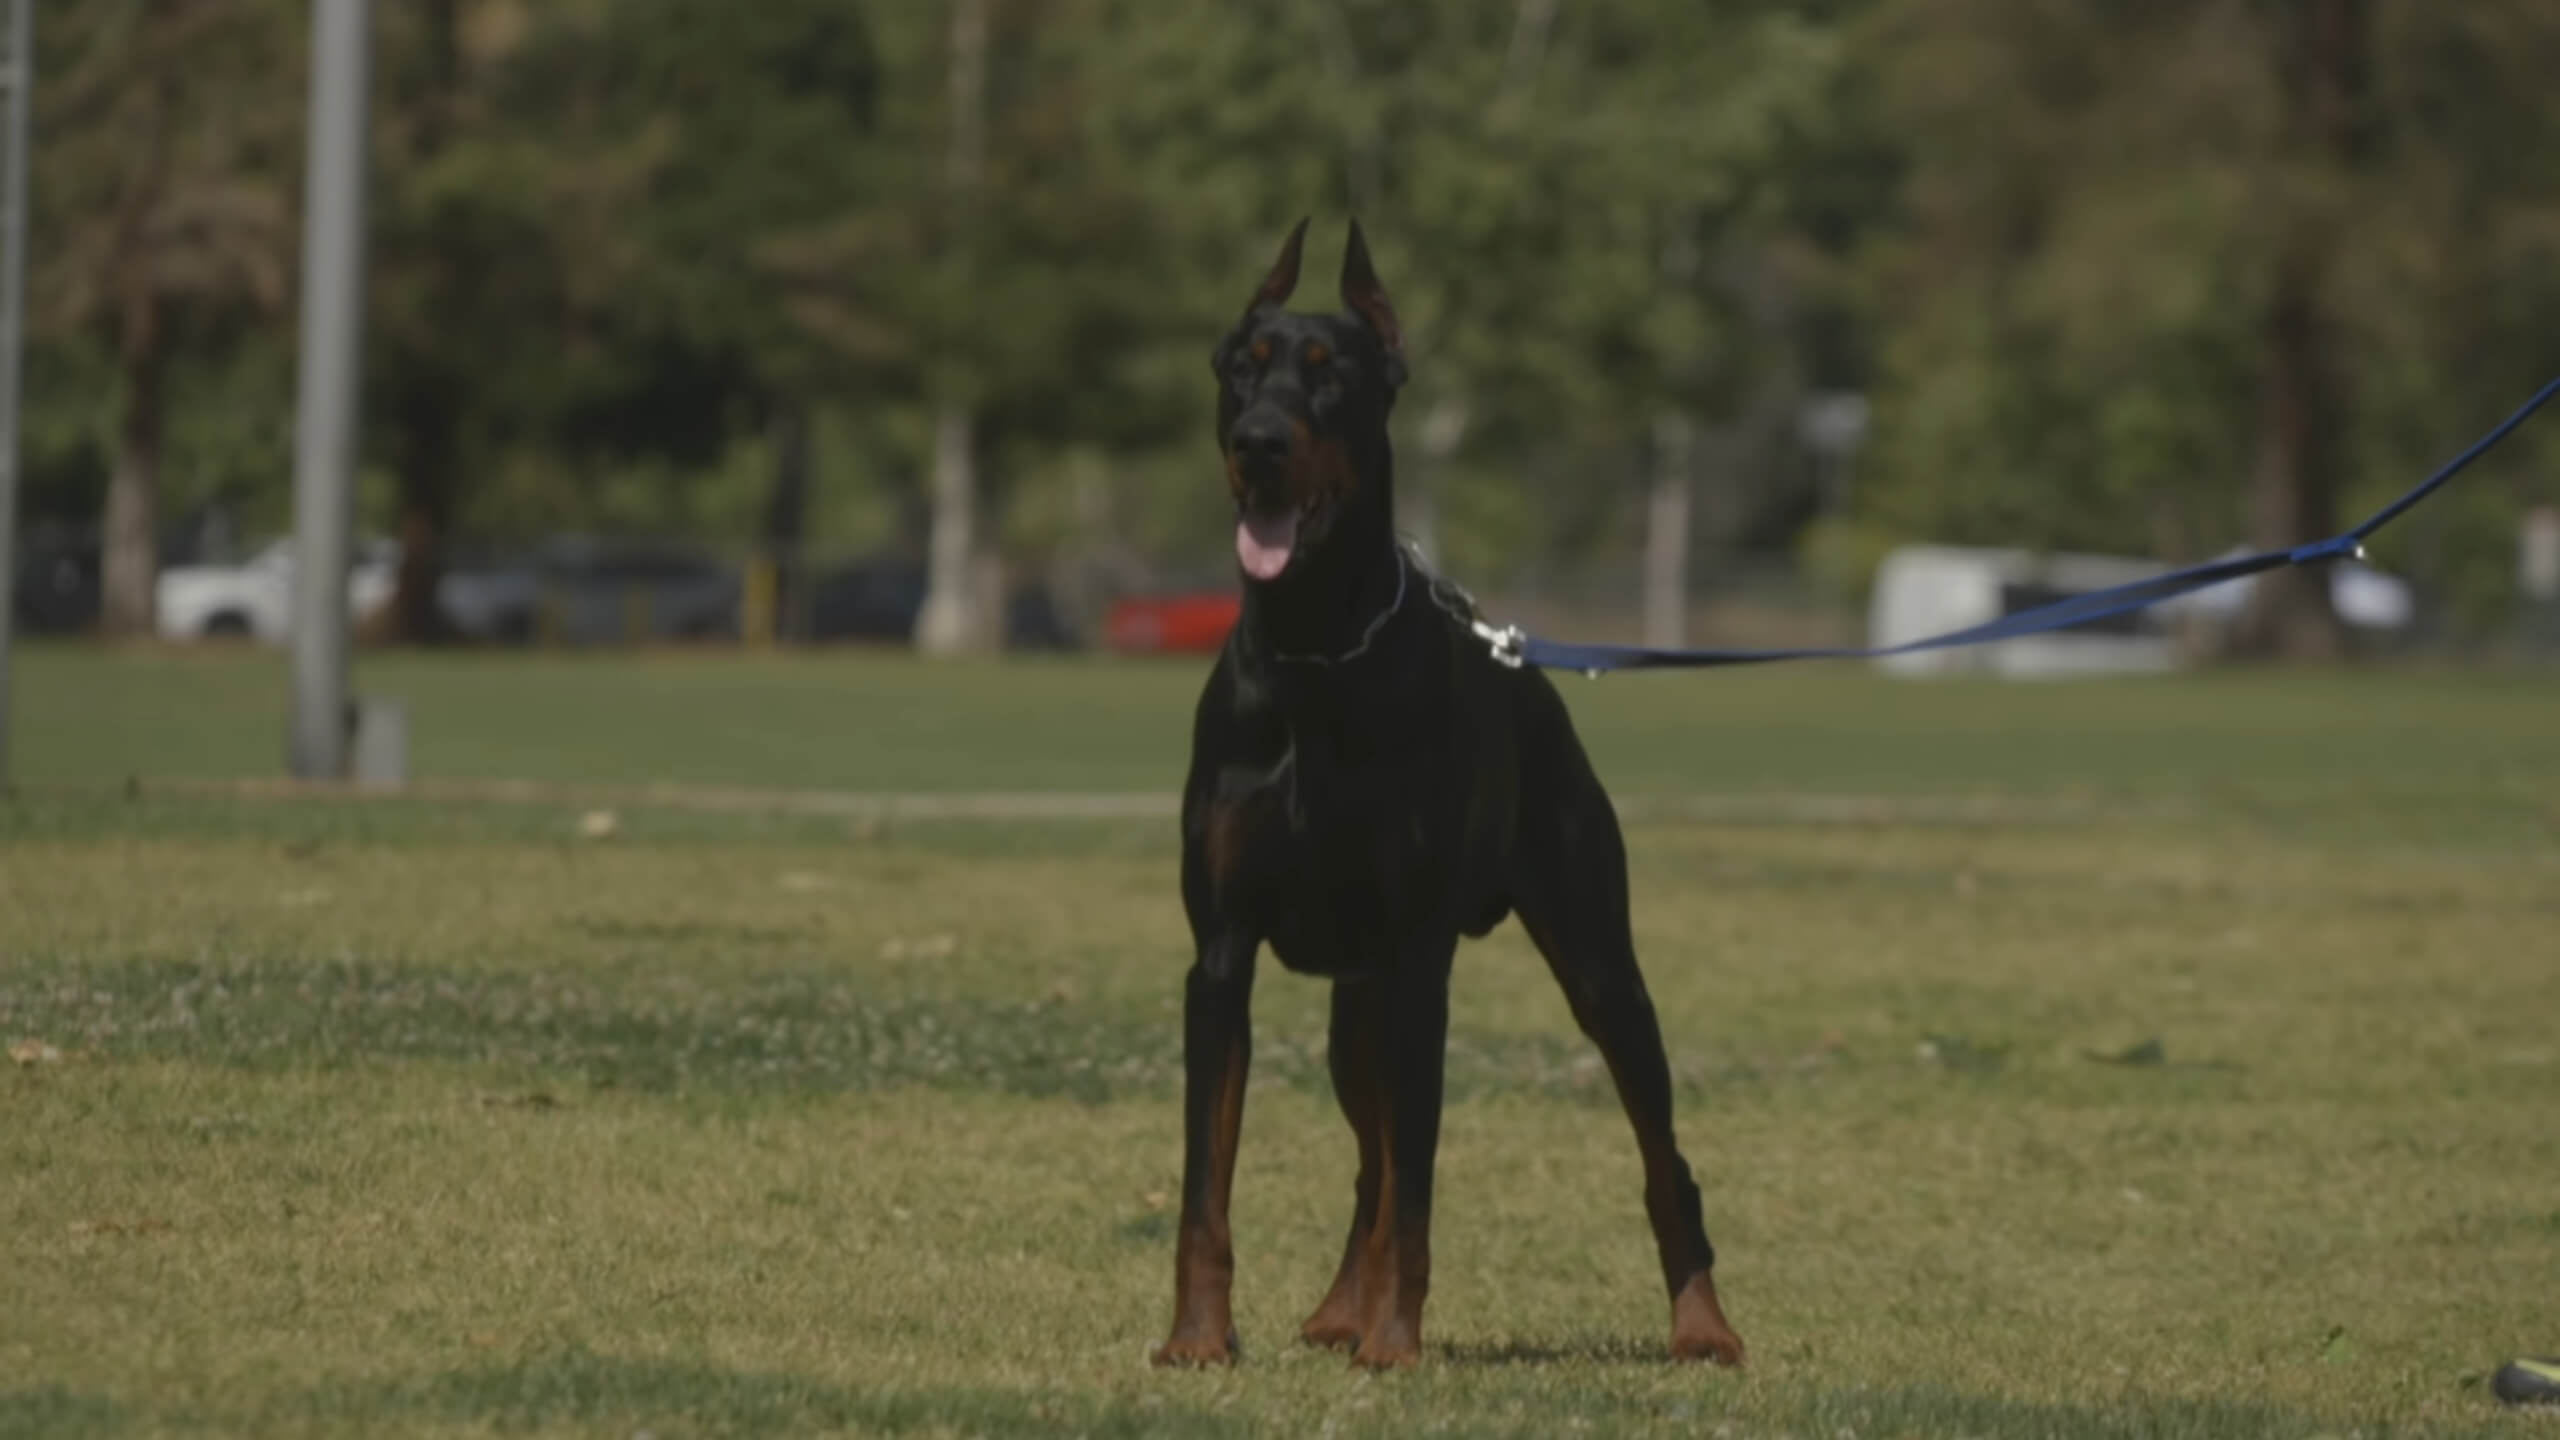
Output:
top-left (1154, 934), bottom-right (1257, 1366)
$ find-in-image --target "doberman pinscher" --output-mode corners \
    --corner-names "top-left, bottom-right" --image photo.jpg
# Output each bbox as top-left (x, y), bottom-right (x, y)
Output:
top-left (1155, 219), bottom-right (1748, 1371)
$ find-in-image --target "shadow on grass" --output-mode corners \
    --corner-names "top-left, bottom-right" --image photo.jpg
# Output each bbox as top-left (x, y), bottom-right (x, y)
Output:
top-left (246, 1349), bottom-right (2498, 1440)
top-left (1, 954), bottom-right (1661, 1105)
top-left (1772, 1381), bottom-right (2490, 1440)
top-left (1434, 1334), bottom-right (1669, 1368)
top-left (0, 1386), bottom-right (121, 1440)
top-left (1, 784), bottom-right (1183, 860)
top-left (281, 1348), bottom-right (1243, 1438)
top-left (1427, 1367), bottom-right (2485, 1440)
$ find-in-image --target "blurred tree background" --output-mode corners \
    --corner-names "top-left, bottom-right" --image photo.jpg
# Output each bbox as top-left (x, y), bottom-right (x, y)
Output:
top-left (20, 0), bottom-right (2560, 652)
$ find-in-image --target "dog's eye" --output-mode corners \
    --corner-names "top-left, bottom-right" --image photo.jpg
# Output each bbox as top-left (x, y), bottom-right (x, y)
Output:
top-left (1250, 338), bottom-right (1272, 364)
top-left (1303, 342), bottom-right (1330, 368)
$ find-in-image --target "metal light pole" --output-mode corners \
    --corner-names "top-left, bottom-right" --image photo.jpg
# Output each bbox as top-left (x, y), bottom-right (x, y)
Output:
top-left (288, 0), bottom-right (373, 779)
top-left (0, 0), bottom-right (34, 784)
top-left (0, 0), bottom-right (32, 784)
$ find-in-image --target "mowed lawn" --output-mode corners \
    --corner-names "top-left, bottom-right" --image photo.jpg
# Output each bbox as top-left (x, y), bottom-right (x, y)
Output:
top-left (5, 649), bottom-right (2559, 1437)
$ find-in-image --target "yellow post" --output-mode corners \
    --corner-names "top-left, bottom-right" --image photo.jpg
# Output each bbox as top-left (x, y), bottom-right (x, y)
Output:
top-left (743, 554), bottom-right (779, 648)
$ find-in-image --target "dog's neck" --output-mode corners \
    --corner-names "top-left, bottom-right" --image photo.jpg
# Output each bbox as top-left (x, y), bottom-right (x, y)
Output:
top-left (1236, 438), bottom-right (1400, 667)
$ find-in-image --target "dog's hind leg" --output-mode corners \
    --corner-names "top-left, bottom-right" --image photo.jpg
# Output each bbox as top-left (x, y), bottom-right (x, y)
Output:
top-left (1512, 773), bottom-right (1746, 1367)
top-left (1300, 979), bottom-right (1386, 1350)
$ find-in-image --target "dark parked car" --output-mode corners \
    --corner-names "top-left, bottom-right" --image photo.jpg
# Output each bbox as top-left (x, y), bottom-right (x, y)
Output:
top-left (805, 558), bottom-right (927, 643)
top-left (433, 546), bottom-right (542, 645)
top-left (551, 539), bottom-right (742, 644)
top-left (11, 524), bottom-right (103, 635)
top-left (805, 556), bottom-right (1078, 651)
top-left (435, 537), bottom-right (741, 646)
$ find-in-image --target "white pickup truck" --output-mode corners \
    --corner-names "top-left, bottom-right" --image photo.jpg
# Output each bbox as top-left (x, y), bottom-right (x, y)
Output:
top-left (156, 538), bottom-right (399, 643)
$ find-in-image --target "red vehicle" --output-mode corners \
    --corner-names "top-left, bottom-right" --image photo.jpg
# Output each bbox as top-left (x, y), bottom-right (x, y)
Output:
top-left (1103, 591), bottom-right (1240, 654)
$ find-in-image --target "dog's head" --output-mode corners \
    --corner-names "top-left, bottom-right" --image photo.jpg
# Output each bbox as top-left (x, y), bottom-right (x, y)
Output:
top-left (1213, 218), bottom-right (1405, 582)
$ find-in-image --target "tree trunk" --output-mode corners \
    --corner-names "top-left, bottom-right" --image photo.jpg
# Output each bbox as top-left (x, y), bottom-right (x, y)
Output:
top-left (375, 0), bottom-right (463, 647)
top-left (1645, 196), bottom-right (1704, 652)
top-left (1643, 410), bottom-right (1695, 649)
top-left (1497, 0), bottom-right (1558, 106)
top-left (1403, 395), bottom-right (1468, 568)
top-left (763, 405), bottom-right (812, 642)
top-left (385, 478), bottom-right (457, 644)
top-left (914, 403), bottom-right (987, 654)
top-left (2235, 260), bottom-right (2345, 659)
top-left (2236, 0), bottom-right (2367, 659)
top-left (101, 300), bottom-right (165, 639)
top-left (376, 378), bottom-right (460, 645)
top-left (914, 0), bottom-right (991, 656)
top-left (386, 504), bottom-right (447, 643)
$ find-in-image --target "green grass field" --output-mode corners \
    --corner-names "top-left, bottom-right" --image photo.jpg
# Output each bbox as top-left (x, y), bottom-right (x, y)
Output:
top-left (6, 648), bottom-right (2559, 1437)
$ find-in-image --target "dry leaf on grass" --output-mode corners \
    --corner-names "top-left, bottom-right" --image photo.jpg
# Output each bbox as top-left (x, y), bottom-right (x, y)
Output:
top-left (475, 1090), bottom-right (561, 1111)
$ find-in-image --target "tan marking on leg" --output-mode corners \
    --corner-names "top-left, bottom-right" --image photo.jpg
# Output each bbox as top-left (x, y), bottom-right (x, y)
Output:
top-left (1203, 800), bottom-right (1248, 901)
top-left (1348, 1120), bottom-right (1423, 1369)
top-left (1155, 1040), bottom-right (1251, 1366)
top-left (1670, 1269), bottom-right (1745, 1366)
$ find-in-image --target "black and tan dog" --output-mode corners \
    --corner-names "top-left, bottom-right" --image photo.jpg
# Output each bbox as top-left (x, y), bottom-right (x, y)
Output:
top-left (1156, 219), bottom-right (1747, 1371)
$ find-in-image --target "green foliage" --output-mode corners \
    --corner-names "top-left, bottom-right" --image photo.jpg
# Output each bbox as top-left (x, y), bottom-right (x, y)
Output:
top-left (1075, 0), bottom-right (1843, 566)
top-left (25, 0), bottom-right (1846, 573)
top-left (26, 0), bottom-right (301, 543)
top-left (1793, 511), bottom-right (1898, 606)
top-left (1851, 0), bottom-right (2560, 605)
top-left (22, 0), bottom-right (2560, 633)
top-left (31, 0), bottom-right (299, 338)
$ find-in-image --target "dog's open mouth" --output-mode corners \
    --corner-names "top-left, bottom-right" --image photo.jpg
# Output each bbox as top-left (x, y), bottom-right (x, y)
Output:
top-left (1236, 501), bottom-right (1313, 581)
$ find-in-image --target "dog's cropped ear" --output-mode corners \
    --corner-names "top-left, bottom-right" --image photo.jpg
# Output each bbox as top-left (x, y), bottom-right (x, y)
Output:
top-left (1246, 216), bottom-right (1310, 317)
top-left (1215, 218), bottom-right (1310, 375)
top-left (1339, 219), bottom-right (1405, 387)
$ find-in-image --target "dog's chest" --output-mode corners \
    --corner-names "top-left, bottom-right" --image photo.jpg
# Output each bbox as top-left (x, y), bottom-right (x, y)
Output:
top-left (1199, 734), bottom-right (1455, 976)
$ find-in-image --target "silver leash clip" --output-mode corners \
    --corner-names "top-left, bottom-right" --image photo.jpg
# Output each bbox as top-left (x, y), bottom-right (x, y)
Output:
top-left (1472, 620), bottom-right (1527, 669)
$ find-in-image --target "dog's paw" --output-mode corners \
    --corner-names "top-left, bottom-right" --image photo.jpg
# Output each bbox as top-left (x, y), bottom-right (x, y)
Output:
top-left (1348, 1338), bottom-right (1420, 1370)
top-left (1669, 1325), bottom-right (1746, 1367)
top-left (1299, 1294), bottom-right (1363, 1351)
top-left (1151, 1328), bottom-right (1242, 1368)
top-left (1669, 1273), bottom-right (1746, 1367)
top-left (1348, 1324), bottom-right (1420, 1371)
top-left (1300, 1318), bottom-right (1361, 1352)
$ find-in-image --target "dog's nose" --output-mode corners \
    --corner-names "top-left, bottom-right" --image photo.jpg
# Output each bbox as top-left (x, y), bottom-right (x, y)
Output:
top-left (1229, 418), bottom-right (1292, 468)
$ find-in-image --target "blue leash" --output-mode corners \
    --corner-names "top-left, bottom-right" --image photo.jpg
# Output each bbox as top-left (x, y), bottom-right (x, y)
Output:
top-left (1472, 375), bottom-right (2560, 674)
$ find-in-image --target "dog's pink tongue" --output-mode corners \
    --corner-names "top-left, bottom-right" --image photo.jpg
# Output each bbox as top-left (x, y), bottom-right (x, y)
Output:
top-left (1237, 508), bottom-right (1298, 580)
